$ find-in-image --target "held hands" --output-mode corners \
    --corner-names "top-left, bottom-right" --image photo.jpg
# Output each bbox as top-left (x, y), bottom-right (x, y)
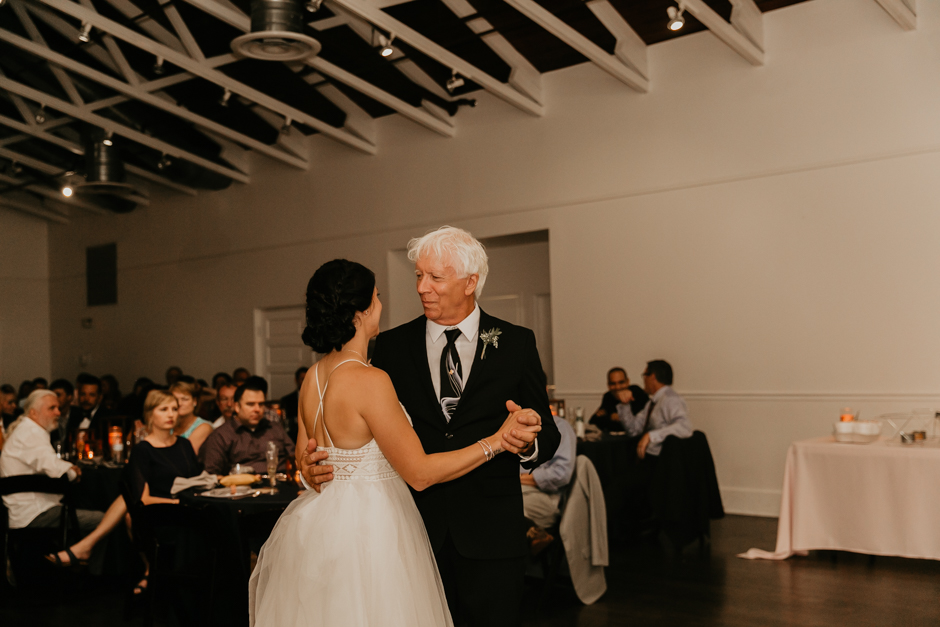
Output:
top-left (300, 437), bottom-right (333, 493)
top-left (496, 400), bottom-right (542, 456)
top-left (615, 388), bottom-right (634, 405)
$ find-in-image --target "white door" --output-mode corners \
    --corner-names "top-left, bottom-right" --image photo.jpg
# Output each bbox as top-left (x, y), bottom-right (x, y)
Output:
top-left (254, 306), bottom-right (313, 400)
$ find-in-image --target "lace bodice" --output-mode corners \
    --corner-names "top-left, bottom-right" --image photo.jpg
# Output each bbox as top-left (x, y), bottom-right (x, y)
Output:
top-left (319, 440), bottom-right (398, 482)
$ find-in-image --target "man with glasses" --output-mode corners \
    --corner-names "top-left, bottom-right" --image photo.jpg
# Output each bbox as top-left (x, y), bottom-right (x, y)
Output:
top-left (615, 360), bottom-right (693, 460)
top-left (589, 367), bottom-right (649, 432)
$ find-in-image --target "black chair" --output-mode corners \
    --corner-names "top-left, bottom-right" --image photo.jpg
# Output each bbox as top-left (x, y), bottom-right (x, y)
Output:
top-left (527, 458), bottom-right (582, 606)
top-left (0, 474), bottom-right (79, 587)
top-left (130, 503), bottom-right (218, 627)
top-left (649, 430), bottom-right (725, 553)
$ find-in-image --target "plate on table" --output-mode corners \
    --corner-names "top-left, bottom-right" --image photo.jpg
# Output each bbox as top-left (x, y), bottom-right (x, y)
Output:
top-left (199, 485), bottom-right (255, 498)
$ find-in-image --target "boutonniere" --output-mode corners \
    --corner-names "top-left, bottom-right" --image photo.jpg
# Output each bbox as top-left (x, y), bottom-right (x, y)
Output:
top-left (480, 327), bottom-right (502, 359)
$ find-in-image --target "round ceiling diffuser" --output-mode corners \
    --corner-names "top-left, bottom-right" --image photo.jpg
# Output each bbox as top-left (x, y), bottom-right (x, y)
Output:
top-left (231, 0), bottom-right (322, 61)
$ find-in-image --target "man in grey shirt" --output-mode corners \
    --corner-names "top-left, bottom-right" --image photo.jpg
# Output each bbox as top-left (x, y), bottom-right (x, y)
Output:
top-left (615, 360), bottom-right (693, 459)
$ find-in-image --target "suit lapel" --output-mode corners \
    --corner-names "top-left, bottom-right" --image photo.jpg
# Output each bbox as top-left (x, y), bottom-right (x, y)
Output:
top-left (407, 316), bottom-right (449, 427)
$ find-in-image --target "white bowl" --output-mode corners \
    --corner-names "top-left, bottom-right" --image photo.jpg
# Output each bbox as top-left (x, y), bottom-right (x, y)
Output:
top-left (834, 421), bottom-right (854, 434)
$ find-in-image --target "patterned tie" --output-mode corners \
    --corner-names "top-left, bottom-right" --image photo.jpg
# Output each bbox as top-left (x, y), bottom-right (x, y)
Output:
top-left (440, 328), bottom-right (463, 422)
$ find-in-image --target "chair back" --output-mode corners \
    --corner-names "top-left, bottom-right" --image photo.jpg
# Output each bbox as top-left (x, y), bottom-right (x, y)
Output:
top-left (0, 474), bottom-right (70, 497)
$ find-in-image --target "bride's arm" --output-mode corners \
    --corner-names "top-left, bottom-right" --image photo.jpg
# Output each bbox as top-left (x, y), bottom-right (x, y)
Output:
top-left (359, 369), bottom-right (538, 492)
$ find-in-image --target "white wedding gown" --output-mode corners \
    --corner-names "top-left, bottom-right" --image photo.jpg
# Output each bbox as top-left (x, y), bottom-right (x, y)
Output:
top-left (248, 360), bottom-right (453, 627)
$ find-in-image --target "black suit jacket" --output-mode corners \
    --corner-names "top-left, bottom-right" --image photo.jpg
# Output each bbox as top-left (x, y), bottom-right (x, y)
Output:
top-left (371, 310), bottom-right (561, 560)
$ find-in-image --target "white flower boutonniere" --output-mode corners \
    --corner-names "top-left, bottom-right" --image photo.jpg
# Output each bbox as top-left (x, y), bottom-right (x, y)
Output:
top-left (480, 327), bottom-right (502, 359)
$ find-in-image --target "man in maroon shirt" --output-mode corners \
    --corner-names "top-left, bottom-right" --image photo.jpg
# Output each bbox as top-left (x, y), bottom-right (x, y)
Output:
top-left (199, 377), bottom-right (295, 475)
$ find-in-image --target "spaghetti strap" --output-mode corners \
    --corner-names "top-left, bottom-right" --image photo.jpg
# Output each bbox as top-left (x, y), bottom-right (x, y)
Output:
top-left (313, 358), bottom-right (368, 448)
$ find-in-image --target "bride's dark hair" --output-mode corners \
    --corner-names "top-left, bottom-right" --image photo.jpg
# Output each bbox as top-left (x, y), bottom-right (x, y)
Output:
top-left (302, 259), bottom-right (376, 353)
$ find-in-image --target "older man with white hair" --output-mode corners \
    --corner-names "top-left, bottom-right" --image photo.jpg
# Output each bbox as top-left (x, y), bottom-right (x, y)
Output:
top-left (1, 389), bottom-right (125, 568)
top-left (302, 226), bottom-right (561, 627)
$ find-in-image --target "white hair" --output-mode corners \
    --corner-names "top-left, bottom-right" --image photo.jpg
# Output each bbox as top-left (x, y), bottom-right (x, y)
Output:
top-left (407, 226), bottom-right (489, 298)
top-left (7, 389), bottom-right (56, 435)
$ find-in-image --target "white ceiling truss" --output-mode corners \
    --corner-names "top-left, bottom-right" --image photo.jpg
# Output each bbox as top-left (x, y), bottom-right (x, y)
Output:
top-left (0, 0), bottom-right (919, 223)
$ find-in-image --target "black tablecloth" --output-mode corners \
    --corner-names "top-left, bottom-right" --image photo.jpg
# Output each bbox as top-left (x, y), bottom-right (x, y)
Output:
top-left (179, 481), bottom-right (300, 626)
top-left (577, 434), bottom-right (641, 540)
top-left (70, 461), bottom-right (132, 575)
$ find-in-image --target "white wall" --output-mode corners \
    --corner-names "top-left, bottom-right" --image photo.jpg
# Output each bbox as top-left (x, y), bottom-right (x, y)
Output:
top-left (0, 208), bottom-right (51, 384)
top-left (46, 0), bottom-right (940, 515)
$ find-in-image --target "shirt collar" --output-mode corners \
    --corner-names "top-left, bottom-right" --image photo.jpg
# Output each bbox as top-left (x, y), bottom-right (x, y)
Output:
top-left (235, 417), bottom-right (270, 434)
top-left (652, 386), bottom-right (670, 402)
top-left (427, 303), bottom-right (481, 343)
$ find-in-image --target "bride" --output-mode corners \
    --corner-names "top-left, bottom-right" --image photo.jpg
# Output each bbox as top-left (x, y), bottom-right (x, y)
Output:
top-left (249, 259), bottom-right (539, 626)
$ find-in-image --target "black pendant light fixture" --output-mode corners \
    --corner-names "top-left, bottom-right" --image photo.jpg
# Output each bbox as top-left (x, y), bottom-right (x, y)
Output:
top-left (231, 0), bottom-right (322, 62)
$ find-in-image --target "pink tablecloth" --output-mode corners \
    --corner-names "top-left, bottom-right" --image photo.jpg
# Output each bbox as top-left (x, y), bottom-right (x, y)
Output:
top-left (740, 436), bottom-right (940, 561)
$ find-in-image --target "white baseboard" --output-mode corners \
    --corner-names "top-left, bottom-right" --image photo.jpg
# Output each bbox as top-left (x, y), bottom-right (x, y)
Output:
top-left (720, 487), bottom-right (781, 518)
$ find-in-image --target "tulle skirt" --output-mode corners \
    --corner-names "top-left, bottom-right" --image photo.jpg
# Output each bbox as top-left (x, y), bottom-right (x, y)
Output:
top-left (249, 476), bottom-right (453, 627)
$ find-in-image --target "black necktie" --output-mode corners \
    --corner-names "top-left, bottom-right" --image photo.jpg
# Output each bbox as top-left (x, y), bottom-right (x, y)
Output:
top-left (440, 328), bottom-right (463, 421)
top-left (643, 400), bottom-right (656, 432)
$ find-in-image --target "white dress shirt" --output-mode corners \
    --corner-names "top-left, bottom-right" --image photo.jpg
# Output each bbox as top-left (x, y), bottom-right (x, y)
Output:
top-left (426, 304), bottom-right (538, 461)
top-left (0, 418), bottom-right (75, 529)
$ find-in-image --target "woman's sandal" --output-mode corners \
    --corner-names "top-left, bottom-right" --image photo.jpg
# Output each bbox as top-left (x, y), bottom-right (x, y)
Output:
top-left (44, 547), bottom-right (89, 569)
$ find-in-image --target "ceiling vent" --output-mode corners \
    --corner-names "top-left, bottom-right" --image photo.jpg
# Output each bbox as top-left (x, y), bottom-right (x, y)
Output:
top-left (231, 0), bottom-right (322, 62)
top-left (75, 140), bottom-right (142, 213)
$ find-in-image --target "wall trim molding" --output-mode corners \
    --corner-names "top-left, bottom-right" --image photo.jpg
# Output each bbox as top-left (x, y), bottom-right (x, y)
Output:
top-left (556, 390), bottom-right (940, 403)
top-left (719, 487), bottom-right (781, 518)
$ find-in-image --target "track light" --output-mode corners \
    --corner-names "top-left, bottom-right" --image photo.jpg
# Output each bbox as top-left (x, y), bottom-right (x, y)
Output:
top-left (0, 0), bottom-right (7, 8)
top-left (281, 116), bottom-right (292, 135)
top-left (34, 105), bottom-right (46, 124)
top-left (667, 4), bottom-right (685, 31)
top-left (380, 33), bottom-right (395, 58)
top-left (62, 185), bottom-right (73, 197)
top-left (102, 131), bottom-right (113, 147)
top-left (157, 153), bottom-right (172, 170)
top-left (219, 88), bottom-right (232, 107)
top-left (446, 70), bottom-right (464, 94)
top-left (153, 56), bottom-right (165, 75)
top-left (78, 21), bottom-right (93, 43)
top-left (7, 161), bottom-right (23, 176)
top-left (305, 0), bottom-right (321, 11)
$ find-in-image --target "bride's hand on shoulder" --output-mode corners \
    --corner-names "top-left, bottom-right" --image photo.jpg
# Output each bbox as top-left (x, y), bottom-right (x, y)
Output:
top-left (300, 437), bottom-right (333, 493)
top-left (493, 400), bottom-right (542, 455)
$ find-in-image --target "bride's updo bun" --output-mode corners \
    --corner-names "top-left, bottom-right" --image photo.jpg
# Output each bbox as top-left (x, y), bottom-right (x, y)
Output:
top-left (302, 259), bottom-right (376, 353)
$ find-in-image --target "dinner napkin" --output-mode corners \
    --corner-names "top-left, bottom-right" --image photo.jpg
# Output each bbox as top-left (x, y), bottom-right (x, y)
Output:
top-left (171, 470), bottom-right (218, 494)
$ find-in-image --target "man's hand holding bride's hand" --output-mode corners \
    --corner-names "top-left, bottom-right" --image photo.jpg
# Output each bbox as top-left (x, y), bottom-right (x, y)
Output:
top-left (300, 437), bottom-right (333, 493)
top-left (498, 400), bottom-right (541, 455)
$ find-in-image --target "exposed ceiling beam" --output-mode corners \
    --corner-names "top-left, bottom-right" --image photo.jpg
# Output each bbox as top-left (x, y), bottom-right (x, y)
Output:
top-left (0, 195), bottom-right (70, 223)
top-left (35, 0), bottom-right (376, 155)
top-left (179, 0), bottom-right (456, 137)
top-left (0, 133), bottom-right (31, 147)
top-left (0, 146), bottom-right (66, 175)
top-left (681, 0), bottom-right (763, 66)
top-left (163, 3), bottom-right (207, 62)
top-left (0, 28), bottom-right (310, 170)
top-left (0, 75), bottom-right (252, 183)
top-left (874, 0), bottom-right (916, 30)
top-left (0, 172), bottom-right (108, 214)
top-left (325, 0), bottom-right (544, 116)
top-left (501, 0), bottom-right (648, 92)
top-left (584, 0), bottom-right (648, 80)
top-left (0, 112), bottom-right (197, 196)
top-left (10, 1), bottom-right (85, 105)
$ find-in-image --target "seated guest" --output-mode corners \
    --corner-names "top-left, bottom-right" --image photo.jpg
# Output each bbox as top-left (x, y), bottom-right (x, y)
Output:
top-left (124, 389), bottom-right (202, 595)
top-left (590, 367), bottom-right (648, 432)
top-left (99, 374), bottom-right (122, 412)
top-left (116, 377), bottom-right (156, 420)
top-left (1, 390), bottom-right (126, 568)
top-left (211, 371), bottom-right (233, 391)
top-left (232, 367), bottom-right (251, 386)
top-left (32, 377), bottom-right (48, 390)
top-left (208, 382), bottom-right (238, 428)
top-left (169, 378), bottom-right (213, 454)
top-left (616, 360), bottom-right (693, 460)
top-left (124, 389), bottom-right (202, 509)
top-left (200, 376), bottom-right (294, 475)
top-left (279, 366), bottom-right (308, 442)
top-left (68, 373), bottom-right (111, 440)
top-left (165, 366), bottom-right (183, 386)
top-left (2, 383), bottom-right (20, 429)
top-left (17, 379), bottom-right (36, 410)
top-left (520, 412), bottom-right (577, 552)
top-left (49, 378), bottom-right (83, 446)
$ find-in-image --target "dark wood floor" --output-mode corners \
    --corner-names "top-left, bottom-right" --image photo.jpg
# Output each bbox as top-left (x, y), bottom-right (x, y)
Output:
top-left (3, 515), bottom-right (940, 626)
